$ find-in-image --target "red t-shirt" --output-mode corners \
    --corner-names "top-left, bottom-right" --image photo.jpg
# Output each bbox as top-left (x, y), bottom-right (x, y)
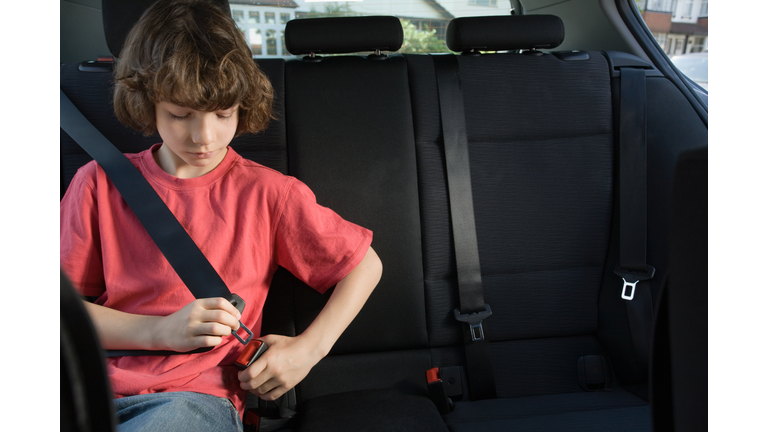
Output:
top-left (60, 144), bottom-right (372, 414)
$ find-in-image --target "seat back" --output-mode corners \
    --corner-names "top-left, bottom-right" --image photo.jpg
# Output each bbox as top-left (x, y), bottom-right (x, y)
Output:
top-left (61, 270), bottom-right (117, 432)
top-left (406, 15), bottom-right (617, 398)
top-left (277, 16), bottom-right (432, 401)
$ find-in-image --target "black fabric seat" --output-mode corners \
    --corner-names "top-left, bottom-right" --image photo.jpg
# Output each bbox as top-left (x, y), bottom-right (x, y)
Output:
top-left (444, 390), bottom-right (650, 431)
top-left (404, 15), bottom-right (652, 431)
top-left (61, 270), bottom-right (117, 432)
top-left (273, 15), bottom-right (447, 432)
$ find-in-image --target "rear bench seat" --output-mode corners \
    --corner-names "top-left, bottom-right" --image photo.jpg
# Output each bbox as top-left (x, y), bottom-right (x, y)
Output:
top-left (404, 16), bottom-right (653, 431)
top-left (60, 4), bottom-right (707, 431)
top-left (258, 14), bottom-right (654, 432)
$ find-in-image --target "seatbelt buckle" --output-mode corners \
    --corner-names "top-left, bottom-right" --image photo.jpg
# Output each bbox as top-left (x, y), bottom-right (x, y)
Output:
top-left (228, 294), bottom-right (253, 345)
top-left (235, 339), bottom-right (268, 370)
top-left (426, 367), bottom-right (455, 414)
top-left (243, 410), bottom-right (260, 432)
top-left (454, 304), bottom-right (492, 342)
top-left (614, 265), bottom-right (655, 301)
top-left (577, 355), bottom-right (613, 391)
top-left (232, 322), bottom-right (254, 345)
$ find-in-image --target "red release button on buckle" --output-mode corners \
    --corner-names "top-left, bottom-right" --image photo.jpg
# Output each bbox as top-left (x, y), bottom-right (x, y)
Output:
top-left (427, 367), bottom-right (441, 384)
top-left (235, 339), bottom-right (268, 370)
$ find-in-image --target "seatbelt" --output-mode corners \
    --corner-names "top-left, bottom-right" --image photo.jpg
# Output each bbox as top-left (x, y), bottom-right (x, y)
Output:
top-left (432, 54), bottom-right (496, 401)
top-left (60, 89), bottom-right (253, 355)
top-left (613, 67), bottom-right (655, 375)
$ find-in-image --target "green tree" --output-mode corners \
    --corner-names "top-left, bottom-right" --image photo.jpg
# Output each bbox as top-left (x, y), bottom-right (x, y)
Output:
top-left (306, 2), bottom-right (358, 18)
top-left (399, 19), bottom-right (449, 54)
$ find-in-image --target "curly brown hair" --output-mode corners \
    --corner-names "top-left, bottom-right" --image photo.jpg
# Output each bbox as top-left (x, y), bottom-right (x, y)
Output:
top-left (113, 0), bottom-right (274, 137)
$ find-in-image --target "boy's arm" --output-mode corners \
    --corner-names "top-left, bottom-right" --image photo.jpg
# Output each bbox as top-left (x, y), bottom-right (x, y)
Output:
top-left (238, 246), bottom-right (382, 400)
top-left (83, 297), bottom-right (242, 352)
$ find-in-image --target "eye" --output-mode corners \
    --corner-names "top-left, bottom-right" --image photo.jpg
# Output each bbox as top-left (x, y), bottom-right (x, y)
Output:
top-left (168, 112), bottom-right (190, 120)
top-left (216, 105), bottom-right (238, 120)
top-left (217, 109), bottom-right (237, 120)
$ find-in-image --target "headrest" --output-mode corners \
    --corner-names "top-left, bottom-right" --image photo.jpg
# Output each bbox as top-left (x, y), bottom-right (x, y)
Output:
top-left (446, 15), bottom-right (564, 53)
top-left (285, 16), bottom-right (403, 55)
top-left (102, 0), bottom-right (231, 58)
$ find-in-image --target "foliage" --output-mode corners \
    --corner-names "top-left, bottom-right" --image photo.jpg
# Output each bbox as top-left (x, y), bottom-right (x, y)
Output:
top-left (399, 19), bottom-right (449, 54)
top-left (306, 2), bottom-right (358, 18)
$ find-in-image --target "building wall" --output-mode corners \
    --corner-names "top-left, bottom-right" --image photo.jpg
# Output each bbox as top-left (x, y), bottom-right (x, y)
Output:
top-left (640, 0), bottom-right (708, 55)
top-left (671, 0), bottom-right (708, 23)
top-left (697, 17), bottom-right (708, 31)
top-left (230, 5), bottom-right (297, 57)
top-left (641, 11), bottom-right (672, 33)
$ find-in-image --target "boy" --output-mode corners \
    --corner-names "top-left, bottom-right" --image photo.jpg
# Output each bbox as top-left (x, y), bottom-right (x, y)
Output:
top-left (59, 0), bottom-right (382, 430)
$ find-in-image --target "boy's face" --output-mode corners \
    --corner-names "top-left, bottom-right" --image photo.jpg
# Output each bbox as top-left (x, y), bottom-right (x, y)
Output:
top-left (154, 101), bottom-right (239, 178)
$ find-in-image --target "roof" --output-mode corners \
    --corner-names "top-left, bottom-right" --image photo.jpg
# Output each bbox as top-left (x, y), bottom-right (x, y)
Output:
top-left (669, 22), bottom-right (708, 36)
top-left (229, 0), bottom-right (299, 8)
top-left (428, 1), bottom-right (454, 20)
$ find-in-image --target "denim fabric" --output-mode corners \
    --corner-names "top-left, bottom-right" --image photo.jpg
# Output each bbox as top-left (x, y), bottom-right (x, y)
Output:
top-left (114, 392), bottom-right (243, 432)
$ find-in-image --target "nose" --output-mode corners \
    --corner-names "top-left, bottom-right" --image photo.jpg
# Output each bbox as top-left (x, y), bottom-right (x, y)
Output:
top-left (192, 113), bottom-right (216, 147)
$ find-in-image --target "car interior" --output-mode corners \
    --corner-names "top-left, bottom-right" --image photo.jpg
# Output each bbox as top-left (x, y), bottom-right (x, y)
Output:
top-left (59, 0), bottom-right (708, 431)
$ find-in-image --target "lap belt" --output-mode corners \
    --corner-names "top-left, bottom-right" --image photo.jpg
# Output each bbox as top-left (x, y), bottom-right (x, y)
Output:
top-left (60, 89), bottom-right (254, 356)
top-left (613, 67), bottom-right (655, 374)
top-left (432, 54), bottom-right (496, 402)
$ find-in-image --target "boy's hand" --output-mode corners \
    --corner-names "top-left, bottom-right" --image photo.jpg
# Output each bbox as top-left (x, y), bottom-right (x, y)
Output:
top-left (236, 334), bottom-right (323, 401)
top-left (236, 247), bottom-right (382, 400)
top-left (155, 297), bottom-right (242, 352)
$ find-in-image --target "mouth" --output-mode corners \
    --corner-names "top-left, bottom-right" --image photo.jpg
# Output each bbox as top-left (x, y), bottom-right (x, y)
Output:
top-left (189, 151), bottom-right (214, 159)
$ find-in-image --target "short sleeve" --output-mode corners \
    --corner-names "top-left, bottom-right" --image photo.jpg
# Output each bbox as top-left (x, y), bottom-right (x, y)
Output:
top-left (60, 165), bottom-right (106, 297)
top-left (274, 179), bottom-right (373, 293)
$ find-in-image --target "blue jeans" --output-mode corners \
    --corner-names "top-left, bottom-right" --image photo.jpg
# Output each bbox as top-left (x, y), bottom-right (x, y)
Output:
top-left (114, 392), bottom-right (243, 432)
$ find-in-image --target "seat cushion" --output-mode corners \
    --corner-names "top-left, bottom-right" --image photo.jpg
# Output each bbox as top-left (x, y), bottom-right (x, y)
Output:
top-left (444, 389), bottom-right (650, 432)
top-left (295, 388), bottom-right (450, 432)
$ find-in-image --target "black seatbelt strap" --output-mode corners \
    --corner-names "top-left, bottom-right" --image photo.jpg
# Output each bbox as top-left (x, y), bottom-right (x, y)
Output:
top-left (432, 54), bottom-right (496, 401)
top-left (60, 89), bottom-right (253, 354)
top-left (613, 68), bottom-right (655, 374)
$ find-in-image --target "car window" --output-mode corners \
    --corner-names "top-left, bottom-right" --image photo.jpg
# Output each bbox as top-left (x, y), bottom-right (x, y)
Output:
top-left (670, 53), bottom-right (707, 89)
top-left (228, 0), bottom-right (513, 57)
top-left (633, 0), bottom-right (708, 90)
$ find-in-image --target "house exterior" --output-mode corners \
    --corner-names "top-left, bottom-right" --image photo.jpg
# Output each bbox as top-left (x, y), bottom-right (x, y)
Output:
top-left (230, 0), bottom-right (709, 58)
top-left (636, 0), bottom-right (708, 55)
top-left (229, 0), bottom-right (300, 57)
top-left (228, 0), bottom-right (510, 58)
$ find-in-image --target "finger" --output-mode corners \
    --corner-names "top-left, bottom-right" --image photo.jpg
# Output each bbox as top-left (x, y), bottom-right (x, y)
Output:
top-left (195, 321), bottom-right (235, 337)
top-left (199, 309), bottom-right (240, 331)
top-left (200, 297), bottom-right (242, 320)
top-left (260, 388), bottom-right (287, 401)
top-left (188, 334), bottom-right (224, 349)
top-left (239, 374), bottom-right (270, 392)
top-left (256, 380), bottom-right (287, 401)
top-left (258, 378), bottom-right (280, 396)
top-left (238, 358), bottom-right (268, 385)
